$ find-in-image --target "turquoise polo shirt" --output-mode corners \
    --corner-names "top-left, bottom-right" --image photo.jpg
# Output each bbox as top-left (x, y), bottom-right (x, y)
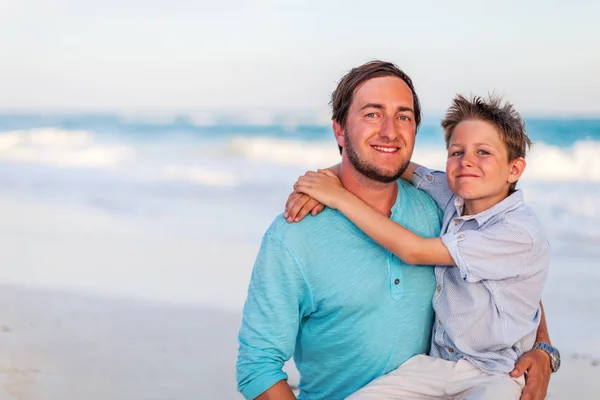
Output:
top-left (237, 179), bottom-right (443, 400)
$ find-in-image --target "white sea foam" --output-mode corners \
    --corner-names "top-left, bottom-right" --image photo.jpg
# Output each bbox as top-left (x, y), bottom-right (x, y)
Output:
top-left (227, 136), bottom-right (341, 167)
top-left (161, 165), bottom-right (238, 187)
top-left (0, 128), bottom-right (135, 168)
top-left (226, 136), bottom-right (600, 182)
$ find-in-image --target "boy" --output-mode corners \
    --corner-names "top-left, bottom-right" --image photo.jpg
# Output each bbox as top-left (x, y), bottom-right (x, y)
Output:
top-left (287, 94), bottom-right (553, 399)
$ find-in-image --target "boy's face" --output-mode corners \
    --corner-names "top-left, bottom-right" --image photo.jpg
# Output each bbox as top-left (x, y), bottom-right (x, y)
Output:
top-left (445, 120), bottom-right (525, 214)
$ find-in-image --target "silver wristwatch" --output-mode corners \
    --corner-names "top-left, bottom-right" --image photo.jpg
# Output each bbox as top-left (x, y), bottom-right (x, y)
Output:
top-left (532, 342), bottom-right (561, 373)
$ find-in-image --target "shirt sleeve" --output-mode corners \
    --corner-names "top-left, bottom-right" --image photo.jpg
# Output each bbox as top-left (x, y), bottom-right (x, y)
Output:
top-left (441, 220), bottom-right (536, 283)
top-left (236, 232), bottom-right (314, 399)
top-left (411, 166), bottom-right (454, 209)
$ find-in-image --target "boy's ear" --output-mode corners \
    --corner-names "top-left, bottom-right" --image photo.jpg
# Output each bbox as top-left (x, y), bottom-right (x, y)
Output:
top-left (508, 157), bottom-right (527, 184)
top-left (333, 120), bottom-right (345, 149)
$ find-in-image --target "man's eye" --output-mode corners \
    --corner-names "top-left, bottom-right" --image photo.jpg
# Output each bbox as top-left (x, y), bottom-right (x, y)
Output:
top-left (366, 112), bottom-right (378, 118)
top-left (399, 115), bottom-right (411, 121)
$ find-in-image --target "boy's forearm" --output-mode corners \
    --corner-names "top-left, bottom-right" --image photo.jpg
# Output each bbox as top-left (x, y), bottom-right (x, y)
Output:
top-left (337, 193), bottom-right (453, 265)
top-left (255, 380), bottom-right (296, 400)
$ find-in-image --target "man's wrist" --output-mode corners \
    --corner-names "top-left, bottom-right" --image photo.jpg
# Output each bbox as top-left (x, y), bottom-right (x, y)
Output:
top-left (532, 342), bottom-right (561, 373)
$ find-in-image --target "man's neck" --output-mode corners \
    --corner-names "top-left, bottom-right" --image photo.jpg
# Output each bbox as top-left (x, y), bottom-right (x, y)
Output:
top-left (338, 162), bottom-right (398, 218)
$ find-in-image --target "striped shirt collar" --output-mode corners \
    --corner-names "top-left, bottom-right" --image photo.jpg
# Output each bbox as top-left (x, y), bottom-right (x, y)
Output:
top-left (453, 189), bottom-right (525, 226)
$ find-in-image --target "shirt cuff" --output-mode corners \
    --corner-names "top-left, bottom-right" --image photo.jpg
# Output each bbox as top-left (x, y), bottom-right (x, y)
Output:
top-left (441, 231), bottom-right (478, 282)
top-left (411, 166), bottom-right (437, 189)
top-left (240, 371), bottom-right (289, 400)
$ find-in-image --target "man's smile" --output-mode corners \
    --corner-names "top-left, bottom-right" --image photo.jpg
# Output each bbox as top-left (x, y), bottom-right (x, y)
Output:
top-left (371, 145), bottom-right (400, 154)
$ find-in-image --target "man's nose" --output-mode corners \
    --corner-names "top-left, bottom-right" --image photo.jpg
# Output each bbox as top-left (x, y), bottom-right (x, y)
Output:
top-left (379, 116), bottom-right (398, 140)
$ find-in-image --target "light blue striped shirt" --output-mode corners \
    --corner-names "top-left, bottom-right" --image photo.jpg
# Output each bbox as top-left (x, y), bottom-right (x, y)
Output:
top-left (237, 180), bottom-right (443, 400)
top-left (412, 167), bottom-right (550, 374)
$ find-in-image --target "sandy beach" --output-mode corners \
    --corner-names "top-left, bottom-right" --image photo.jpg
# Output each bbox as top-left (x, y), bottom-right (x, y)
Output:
top-left (0, 196), bottom-right (598, 399)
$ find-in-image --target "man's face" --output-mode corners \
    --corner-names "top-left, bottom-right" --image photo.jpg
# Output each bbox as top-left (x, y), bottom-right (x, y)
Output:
top-left (335, 76), bottom-right (417, 183)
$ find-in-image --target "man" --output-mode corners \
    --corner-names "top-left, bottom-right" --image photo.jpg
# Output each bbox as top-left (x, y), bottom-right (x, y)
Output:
top-left (237, 60), bottom-right (555, 400)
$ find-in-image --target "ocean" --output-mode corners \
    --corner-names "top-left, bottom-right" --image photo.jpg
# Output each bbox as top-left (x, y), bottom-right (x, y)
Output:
top-left (1, 112), bottom-right (599, 364)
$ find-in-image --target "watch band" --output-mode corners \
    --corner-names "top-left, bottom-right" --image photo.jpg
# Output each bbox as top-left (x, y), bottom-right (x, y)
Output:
top-left (532, 342), bottom-right (561, 373)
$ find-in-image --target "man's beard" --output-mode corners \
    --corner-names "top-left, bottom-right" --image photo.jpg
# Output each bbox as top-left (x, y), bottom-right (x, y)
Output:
top-left (344, 130), bottom-right (410, 184)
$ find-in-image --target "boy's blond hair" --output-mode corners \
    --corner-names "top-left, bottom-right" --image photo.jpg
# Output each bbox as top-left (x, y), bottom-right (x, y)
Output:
top-left (441, 94), bottom-right (532, 192)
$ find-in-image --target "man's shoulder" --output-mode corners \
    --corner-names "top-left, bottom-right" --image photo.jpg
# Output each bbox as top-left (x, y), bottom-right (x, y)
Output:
top-left (265, 208), bottom-right (344, 244)
top-left (395, 179), bottom-right (444, 236)
top-left (398, 179), bottom-right (444, 212)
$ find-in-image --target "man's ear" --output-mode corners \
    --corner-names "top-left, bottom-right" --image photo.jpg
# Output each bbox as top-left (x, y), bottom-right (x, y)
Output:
top-left (333, 120), bottom-right (344, 149)
top-left (508, 157), bottom-right (527, 184)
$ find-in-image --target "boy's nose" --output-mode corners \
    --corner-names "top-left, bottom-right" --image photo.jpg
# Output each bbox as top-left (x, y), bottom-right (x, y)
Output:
top-left (460, 155), bottom-right (475, 167)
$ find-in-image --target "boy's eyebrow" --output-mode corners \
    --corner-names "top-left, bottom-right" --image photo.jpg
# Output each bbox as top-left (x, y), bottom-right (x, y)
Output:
top-left (448, 142), bottom-right (493, 147)
top-left (359, 103), bottom-right (415, 114)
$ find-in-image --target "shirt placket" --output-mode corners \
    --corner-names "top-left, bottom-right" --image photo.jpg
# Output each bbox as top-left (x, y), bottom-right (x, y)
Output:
top-left (389, 252), bottom-right (404, 300)
top-left (434, 215), bottom-right (465, 354)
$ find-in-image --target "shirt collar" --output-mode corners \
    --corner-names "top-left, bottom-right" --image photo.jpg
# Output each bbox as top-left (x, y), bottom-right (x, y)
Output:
top-left (454, 190), bottom-right (525, 226)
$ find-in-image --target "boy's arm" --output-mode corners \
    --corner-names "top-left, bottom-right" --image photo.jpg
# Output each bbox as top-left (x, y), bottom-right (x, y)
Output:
top-left (284, 164), bottom-right (340, 222)
top-left (335, 189), bottom-right (454, 265)
top-left (237, 233), bottom-right (312, 399)
top-left (400, 162), bottom-right (421, 182)
top-left (293, 170), bottom-right (452, 265)
top-left (285, 162), bottom-right (423, 223)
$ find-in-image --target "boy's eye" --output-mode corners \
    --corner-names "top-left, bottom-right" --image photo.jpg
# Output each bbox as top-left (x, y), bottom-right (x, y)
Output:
top-left (450, 151), bottom-right (463, 156)
top-left (477, 150), bottom-right (490, 155)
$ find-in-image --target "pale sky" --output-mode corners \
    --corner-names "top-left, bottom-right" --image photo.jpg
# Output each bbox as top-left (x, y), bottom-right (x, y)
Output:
top-left (1, 0), bottom-right (599, 115)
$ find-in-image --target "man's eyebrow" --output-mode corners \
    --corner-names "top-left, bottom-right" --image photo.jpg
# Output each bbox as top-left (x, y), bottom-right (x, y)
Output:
top-left (359, 103), bottom-right (384, 111)
top-left (396, 106), bottom-right (414, 114)
top-left (358, 104), bottom-right (415, 114)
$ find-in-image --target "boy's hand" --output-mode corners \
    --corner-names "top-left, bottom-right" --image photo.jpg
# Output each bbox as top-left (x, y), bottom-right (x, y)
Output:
top-left (285, 192), bottom-right (324, 222)
top-left (285, 169), bottom-right (341, 223)
top-left (293, 169), bottom-right (345, 210)
top-left (511, 349), bottom-right (551, 400)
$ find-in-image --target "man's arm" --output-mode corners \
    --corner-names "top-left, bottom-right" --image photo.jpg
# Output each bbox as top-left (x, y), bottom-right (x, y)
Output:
top-left (511, 301), bottom-right (552, 400)
top-left (256, 380), bottom-right (296, 400)
top-left (237, 232), bottom-right (313, 399)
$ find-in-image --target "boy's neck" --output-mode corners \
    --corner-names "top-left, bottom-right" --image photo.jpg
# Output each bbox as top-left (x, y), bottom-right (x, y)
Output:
top-left (462, 188), bottom-right (512, 216)
top-left (338, 162), bottom-right (398, 218)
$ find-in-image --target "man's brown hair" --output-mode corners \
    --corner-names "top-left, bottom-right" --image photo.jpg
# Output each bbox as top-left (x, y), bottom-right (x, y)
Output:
top-left (331, 60), bottom-right (421, 154)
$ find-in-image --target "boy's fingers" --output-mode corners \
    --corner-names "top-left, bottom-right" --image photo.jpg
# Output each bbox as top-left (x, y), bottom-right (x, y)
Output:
top-left (287, 195), bottom-right (311, 221)
top-left (285, 192), bottom-right (302, 216)
top-left (319, 168), bottom-right (337, 178)
top-left (311, 204), bottom-right (325, 216)
top-left (296, 198), bottom-right (320, 222)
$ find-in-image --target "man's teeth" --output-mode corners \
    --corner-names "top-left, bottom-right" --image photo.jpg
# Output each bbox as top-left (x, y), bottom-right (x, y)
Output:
top-left (372, 146), bottom-right (398, 153)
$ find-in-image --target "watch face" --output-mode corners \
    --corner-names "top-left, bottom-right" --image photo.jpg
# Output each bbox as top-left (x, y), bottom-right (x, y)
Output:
top-left (551, 351), bottom-right (561, 372)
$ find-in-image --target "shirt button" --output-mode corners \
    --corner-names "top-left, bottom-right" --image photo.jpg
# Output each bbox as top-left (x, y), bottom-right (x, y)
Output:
top-left (448, 347), bottom-right (455, 353)
top-left (436, 284), bottom-right (441, 293)
top-left (458, 233), bottom-right (465, 239)
top-left (454, 219), bottom-right (460, 226)
top-left (394, 278), bottom-right (400, 285)
top-left (426, 174), bottom-right (434, 182)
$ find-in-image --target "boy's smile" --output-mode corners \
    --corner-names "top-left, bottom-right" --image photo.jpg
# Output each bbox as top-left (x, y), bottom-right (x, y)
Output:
top-left (446, 120), bottom-right (526, 215)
